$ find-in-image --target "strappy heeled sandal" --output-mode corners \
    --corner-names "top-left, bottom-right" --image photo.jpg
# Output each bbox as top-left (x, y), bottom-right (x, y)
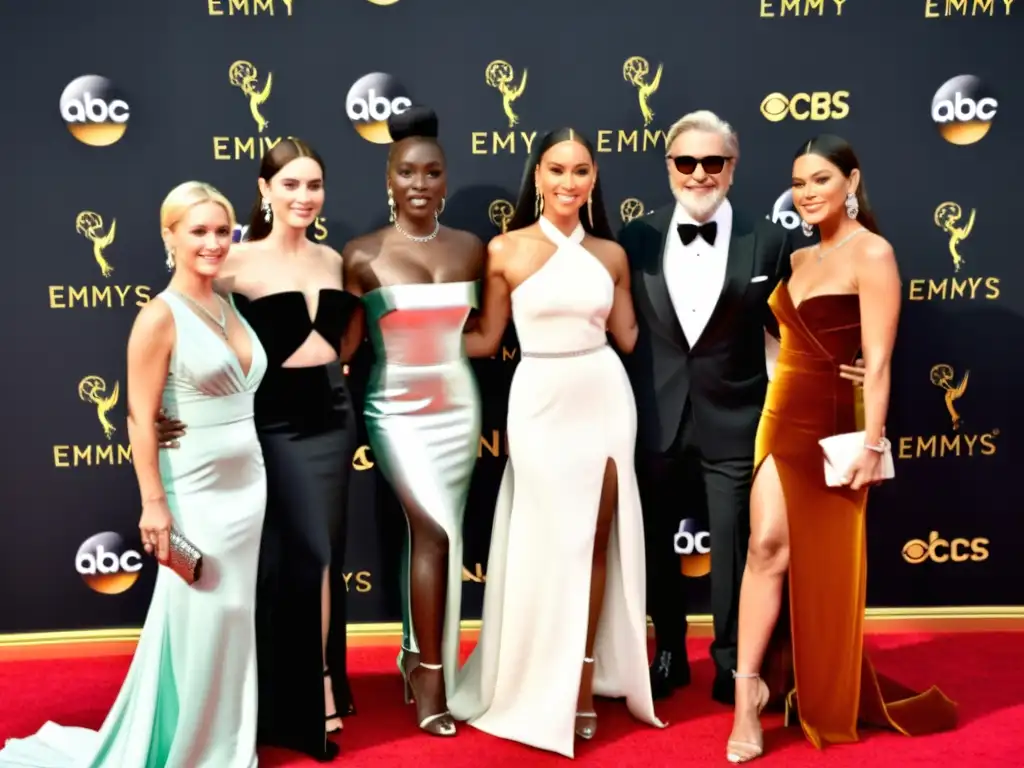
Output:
top-left (397, 652), bottom-right (456, 737)
top-left (575, 656), bottom-right (598, 740)
top-left (726, 671), bottom-right (770, 763)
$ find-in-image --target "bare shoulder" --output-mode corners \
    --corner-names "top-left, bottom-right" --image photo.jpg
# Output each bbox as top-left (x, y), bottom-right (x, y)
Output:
top-left (790, 244), bottom-right (814, 270)
top-left (316, 242), bottom-right (344, 268)
top-left (587, 236), bottom-right (628, 263)
top-left (856, 232), bottom-right (896, 265)
top-left (129, 295), bottom-right (174, 341)
top-left (447, 227), bottom-right (486, 272)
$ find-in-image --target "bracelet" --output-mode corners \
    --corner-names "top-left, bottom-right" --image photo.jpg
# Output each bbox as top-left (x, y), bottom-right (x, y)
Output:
top-left (863, 437), bottom-right (891, 454)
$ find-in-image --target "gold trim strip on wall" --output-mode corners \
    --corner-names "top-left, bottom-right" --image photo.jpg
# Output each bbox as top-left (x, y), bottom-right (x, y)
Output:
top-left (1, 606), bottom-right (1021, 648)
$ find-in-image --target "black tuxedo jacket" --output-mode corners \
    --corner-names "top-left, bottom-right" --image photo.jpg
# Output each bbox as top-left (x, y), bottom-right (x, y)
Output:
top-left (618, 204), bottom-right (794, 460)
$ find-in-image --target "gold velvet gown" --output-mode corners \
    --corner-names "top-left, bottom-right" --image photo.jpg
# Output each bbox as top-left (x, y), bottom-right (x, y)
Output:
top-left (756, 283), bottom-right (958, 748)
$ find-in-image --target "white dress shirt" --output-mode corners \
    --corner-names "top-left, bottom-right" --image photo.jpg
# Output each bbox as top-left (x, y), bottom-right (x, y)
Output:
top-left (663, 198), bottom-right (732, 348)
top-left (662, 197), bottom-right (780, 379)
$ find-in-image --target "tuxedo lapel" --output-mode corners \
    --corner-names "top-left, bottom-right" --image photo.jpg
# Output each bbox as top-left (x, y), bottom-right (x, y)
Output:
top-left (692, 213), bottom-right (757, 353)
top-left (638, 207), bottom-right (688, 351)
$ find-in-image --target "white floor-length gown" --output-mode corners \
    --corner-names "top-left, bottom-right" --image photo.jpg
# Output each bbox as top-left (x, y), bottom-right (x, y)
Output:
top-left (449, 216), bottom-right (664, 758)
top-left (0, 291), bottom-right (268, 768)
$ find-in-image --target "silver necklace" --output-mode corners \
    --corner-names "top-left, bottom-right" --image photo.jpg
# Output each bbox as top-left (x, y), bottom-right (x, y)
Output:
top-left (815, 227), bottom-right (866, 262)
top-left (394, 217), bottom-right (439, 243)
top-left (172, 289), bottom-right (227, 338)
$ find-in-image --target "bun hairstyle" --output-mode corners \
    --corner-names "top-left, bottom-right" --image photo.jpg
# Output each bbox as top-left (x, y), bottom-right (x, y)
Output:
top-left (387, 105), bottom-right (439, 142)
top-left (386, 106), bottom-right (445, 169)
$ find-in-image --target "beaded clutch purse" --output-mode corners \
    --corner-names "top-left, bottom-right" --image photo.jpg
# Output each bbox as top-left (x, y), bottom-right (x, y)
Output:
top-left (168, 527), bottom-right (203, 585)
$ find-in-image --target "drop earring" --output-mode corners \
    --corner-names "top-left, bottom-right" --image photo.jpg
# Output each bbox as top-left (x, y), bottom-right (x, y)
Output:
top-left (261, 198), bottom-right (272, 224)
top-left (535, 185), bottom-right (544, 217)
top-left (587, 191), bottom-right (594, 229)
top-left (845, 192), bottom-right (859, 220)
top-left (388, 187), bottom-right (396, 224)
top-left (436, 196), bottom-right (446, 220)
top-left (165, 246), bottom-right (175, 272)
top-left (801, 219), bottom-right (814, 238)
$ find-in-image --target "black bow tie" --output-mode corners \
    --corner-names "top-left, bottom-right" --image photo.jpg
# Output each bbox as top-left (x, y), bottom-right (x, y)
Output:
top-left (677, 221), bottom-right (717, 246)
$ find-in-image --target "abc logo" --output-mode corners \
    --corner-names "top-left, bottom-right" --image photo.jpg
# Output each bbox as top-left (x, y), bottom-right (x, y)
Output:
top-left (673, 518), bottom-right (711, 578)
top-left (59, 75), bottom-right (130, 147)
top-left (931, 75), bottom-right (998, 146)
top-left (75, 531), bottom-right (143, 594)
top-left (760, 91), bottom-right (849, 122)
top-left (766, 189), bottom-right (807, 234)
top-left (902, 531), bottom-right (989, 564)
top-left (346, 73), bottom-right (412, 144)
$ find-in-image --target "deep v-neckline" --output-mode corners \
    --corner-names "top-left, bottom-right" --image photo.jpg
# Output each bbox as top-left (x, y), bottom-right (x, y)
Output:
top-left (169, 292), bottom-right (256, 379)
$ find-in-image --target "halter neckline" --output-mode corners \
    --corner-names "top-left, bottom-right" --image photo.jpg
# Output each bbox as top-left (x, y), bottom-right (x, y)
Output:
top-left (538, 215), bottom-right (585, 245)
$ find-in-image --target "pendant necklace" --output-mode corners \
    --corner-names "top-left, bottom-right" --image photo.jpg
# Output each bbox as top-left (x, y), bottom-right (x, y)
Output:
top-left (172, 289), bottom-right (228, 338)
top-left (394, 217), bottom-right (439, 243)
top-left (815, 227), bottom-right (866, 262)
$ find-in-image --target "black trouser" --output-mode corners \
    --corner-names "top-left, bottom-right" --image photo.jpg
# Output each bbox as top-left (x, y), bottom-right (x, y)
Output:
top-left (638, 405), bottom-right (753, 679)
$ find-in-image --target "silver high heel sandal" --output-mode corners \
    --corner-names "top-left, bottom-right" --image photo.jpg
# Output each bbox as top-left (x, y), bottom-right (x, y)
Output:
top-left (726, 671), bottom-right (770, 763)
top-left (575, 656), bottom-right (597, 740)
top-left (397, 650), bottom-right (456, 737)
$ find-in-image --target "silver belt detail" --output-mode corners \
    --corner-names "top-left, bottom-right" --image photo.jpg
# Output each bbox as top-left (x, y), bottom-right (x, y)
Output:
top-left (521, 343), bottom-right (607, 359)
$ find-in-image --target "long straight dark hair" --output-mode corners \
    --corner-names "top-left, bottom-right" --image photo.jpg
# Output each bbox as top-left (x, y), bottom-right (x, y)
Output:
top-left (245, 138), bottom-right (326, 242)
top-left (505, 128), bottom-right (615, 240)
top-left (796, 134), bottom-right (880, 235)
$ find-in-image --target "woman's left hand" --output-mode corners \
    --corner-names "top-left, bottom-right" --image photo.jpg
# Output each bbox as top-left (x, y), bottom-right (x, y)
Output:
top-left (841, 448), bottom-right (883, 491)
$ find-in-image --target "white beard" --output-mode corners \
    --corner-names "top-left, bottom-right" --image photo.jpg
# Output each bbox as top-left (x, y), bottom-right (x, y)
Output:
top-left (672, 185), bottom-right (727, 222)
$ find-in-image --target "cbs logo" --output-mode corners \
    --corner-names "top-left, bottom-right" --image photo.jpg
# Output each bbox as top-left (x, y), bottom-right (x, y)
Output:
top-left (674, 518), bottom-right (710, 578)
top-left (75, 531), bottom-right (143, 594)
top-left (931, 75), bottom-right (998, 146)
top-left (902, 531), bottom-right (989, 564)
top-left (59, 75), bottom-right (130, 147)
top-left (346, 73), bottom-right (412, 144)
top-left (760, 91), bottom-right (850, 122)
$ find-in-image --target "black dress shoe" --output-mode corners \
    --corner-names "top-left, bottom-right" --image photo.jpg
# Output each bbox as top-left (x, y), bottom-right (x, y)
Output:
top-left (711, 671), bottom-right (735, 706)
top-left (649, 649), bottom-right (691, 700)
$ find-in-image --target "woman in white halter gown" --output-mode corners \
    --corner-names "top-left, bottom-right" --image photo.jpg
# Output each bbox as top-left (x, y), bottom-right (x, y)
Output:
top-left (453, 129), bottom-right (664, 758)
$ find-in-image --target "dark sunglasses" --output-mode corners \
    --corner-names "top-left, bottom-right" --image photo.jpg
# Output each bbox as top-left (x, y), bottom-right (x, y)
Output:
top-left (666, 155), bottom-right (732, 175)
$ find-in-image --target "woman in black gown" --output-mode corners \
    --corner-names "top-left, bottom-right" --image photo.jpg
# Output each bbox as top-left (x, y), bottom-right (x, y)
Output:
top-left (157, 139), bottom-right (361, 762)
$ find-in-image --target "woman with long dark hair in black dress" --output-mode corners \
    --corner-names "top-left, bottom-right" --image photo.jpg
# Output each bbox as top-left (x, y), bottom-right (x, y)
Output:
top-left (156, 139), bottom-right (361, 762)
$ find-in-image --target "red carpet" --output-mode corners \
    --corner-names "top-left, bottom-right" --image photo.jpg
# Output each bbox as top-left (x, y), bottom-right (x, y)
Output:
top-left (1, 633), bottom-right (1022, 766)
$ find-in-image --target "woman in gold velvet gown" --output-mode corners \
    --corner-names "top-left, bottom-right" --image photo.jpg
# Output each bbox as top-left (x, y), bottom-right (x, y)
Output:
top-left (725, 135), bottom-right (958, 763)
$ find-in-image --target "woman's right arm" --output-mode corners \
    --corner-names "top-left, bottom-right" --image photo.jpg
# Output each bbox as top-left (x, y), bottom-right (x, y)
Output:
top-left (126, 300), bottom-right (175, 561)
top-left (463, 236), bottom-right (511, 359)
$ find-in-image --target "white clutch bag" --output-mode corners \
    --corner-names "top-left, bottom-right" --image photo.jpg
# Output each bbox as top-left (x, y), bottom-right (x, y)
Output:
top-left (819, 432), bottom-right (895, 487)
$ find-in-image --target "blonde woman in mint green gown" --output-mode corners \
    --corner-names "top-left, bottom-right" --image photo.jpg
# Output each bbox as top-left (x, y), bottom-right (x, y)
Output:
top-left (0, 182), bottom-right (268, 768)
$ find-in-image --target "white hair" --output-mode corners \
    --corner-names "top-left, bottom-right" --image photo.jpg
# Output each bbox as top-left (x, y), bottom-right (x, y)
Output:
top-left (665, 110), bottom-right (739, 159)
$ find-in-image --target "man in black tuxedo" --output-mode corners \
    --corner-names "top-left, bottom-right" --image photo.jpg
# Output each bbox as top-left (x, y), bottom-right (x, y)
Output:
top-left (617, 110), bottom-right (793, 706)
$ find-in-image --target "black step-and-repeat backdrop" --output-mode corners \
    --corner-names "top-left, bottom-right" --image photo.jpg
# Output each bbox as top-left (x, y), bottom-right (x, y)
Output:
top-left (0, 0), bottom-right (1021, 635)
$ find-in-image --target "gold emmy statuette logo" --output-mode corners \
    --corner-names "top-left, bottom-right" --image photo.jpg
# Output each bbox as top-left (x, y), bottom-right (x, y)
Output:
top-left (902, 531), bottom-right (989, 564)
top-left (78, 375), bottom-right (120, 440)
top-left (620, 198), bottom-right (645, 224)
top-left (623, 57), bottom-right (663, 127)
top-left (925, 0), bottom-right (1015, 19)
top-left (930, 364), bottom-right (969, 431)
top-left (485, 60), bottom-right (527, 128)
top-left (229, 60), bottom-right (273, 133)
top-left (933, 201), bottom-right (975, 273)
top-left (75, 532), bottom-right (143, 595)
top-left (352, 445), bottom-right (374, 470)
top-left (488, 199), bottom-right (515, 233)
top-left (760, 91), bottom-right (850, 122)
top-left (931, 75), bottom-right (998, 146)
top-left (75, 211), bottom-right (116, 278)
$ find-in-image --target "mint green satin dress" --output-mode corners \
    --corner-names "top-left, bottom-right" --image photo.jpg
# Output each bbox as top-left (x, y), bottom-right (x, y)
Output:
top-left (0, 291), bottom-right (268, 768)
top-left (361, 281), bottom-right (482, 698)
